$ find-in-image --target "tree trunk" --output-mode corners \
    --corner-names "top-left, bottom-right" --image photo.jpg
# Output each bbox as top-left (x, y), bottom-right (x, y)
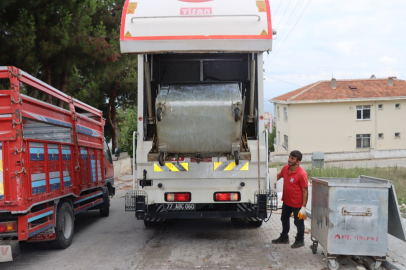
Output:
top-left (45, 63), bottom-right (53, 104)
top-left (58, 71), bottom-right (68, 107)
top-left (107, 81), bottom-right (119, 152)
top-left (111, 105), bottom-right (119, 153)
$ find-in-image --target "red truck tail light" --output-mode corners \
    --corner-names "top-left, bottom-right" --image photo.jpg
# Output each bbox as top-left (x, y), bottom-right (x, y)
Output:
top-left (165, 193), bottom-right (191, 202)
top-left (0, 221), bottom-right (17, 233)
top-left (214, 192), bottom-right (240, 202)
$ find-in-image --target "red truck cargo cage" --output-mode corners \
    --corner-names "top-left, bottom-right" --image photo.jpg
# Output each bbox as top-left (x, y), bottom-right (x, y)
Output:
top-left (0, 66), bottom-right (114, 262)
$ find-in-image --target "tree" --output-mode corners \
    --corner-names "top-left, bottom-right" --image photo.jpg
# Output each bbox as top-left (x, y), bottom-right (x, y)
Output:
top-left (0, 0), bottom-right (138, 149)
top-left (117, 106), bottom-right (137, 158)
top-left (0, 0), bottom-right (120, 103)
top-left (268, 126), bottom-right (276, 152)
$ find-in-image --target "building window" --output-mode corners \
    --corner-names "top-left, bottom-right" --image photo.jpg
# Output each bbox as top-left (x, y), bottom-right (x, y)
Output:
top-left (378, 133), bottom-right (384, 139)
top-left (395, 104), bottom-right (401, 109)
top-left (278, 131), bottom-right (280, 145)
top-left (356, 105), bottom-right (371, 120)
top-left (277, 106), bottom-right (280, 120)
top-left (283, 135), bottom-right (289, 150)
top-left (395, 132), bottom-right (401, 138)
top-left (284, 107), bottom-right (288, 122)
top-left (356, 134), bottom-right (370, 148)
top-left (378, 104), bottom-right (383, 109)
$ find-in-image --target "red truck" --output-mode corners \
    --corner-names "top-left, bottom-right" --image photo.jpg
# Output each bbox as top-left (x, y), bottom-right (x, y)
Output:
top-left (0, 66), bottom-right (115, 262)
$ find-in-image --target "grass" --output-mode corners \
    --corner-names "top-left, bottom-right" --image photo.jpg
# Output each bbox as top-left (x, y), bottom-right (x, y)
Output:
top-left (304, 165), bottom-right (406, 206)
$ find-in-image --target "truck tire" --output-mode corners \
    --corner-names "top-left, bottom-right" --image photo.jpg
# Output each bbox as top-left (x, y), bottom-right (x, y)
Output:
top-left (247, 220), bottom-right (263, 228)
top-left (50, 202), bottom-right (74, 249)
top-left (100, 188), bottom-right (110, 217)
top-left (231, 218), bottom-right (245, 226)
top-left (144, 218), bottom-right (166, 228)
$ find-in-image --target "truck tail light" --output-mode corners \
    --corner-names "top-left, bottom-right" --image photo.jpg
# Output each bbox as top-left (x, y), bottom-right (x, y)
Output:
top-left (165, 193), bottom-right (191, 202)
top-left (0, 221), bottom-right (17, 233)
top-left (214, 192), bottom-right (240, 202)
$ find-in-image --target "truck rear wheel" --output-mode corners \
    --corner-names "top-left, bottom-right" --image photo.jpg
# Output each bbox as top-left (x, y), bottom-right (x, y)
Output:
top-left (100, 188), bottom-right (110, 217)
top-left (248, 220), bottom-right (263, 227)
top-left (144, 218), bottom-right (165, 228)
top-left (50, 202), bottom-right (74, 249)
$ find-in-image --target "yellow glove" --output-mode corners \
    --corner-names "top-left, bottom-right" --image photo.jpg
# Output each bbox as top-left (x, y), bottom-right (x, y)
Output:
top-left (298, 206), bottom-right (306, 220)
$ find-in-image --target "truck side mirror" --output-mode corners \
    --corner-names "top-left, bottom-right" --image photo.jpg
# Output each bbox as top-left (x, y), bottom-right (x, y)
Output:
top-left (115, 148), bottom-right (120, 160)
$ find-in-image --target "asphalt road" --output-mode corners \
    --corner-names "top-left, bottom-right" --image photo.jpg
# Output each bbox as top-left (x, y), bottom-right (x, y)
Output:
top-left (1, 184), bottom-right (390, 270)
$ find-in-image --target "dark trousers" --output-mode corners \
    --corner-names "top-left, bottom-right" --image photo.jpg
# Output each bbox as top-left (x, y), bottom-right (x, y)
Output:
top-left (280, 203), bottom-right (305, 241)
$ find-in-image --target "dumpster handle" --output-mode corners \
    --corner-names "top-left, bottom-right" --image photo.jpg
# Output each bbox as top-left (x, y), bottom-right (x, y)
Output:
top-left (342, 207), bottom-right (372, 216)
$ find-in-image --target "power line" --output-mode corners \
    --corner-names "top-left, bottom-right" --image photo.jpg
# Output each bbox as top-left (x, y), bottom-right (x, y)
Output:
top-left (264, 75), bottom-right (304, 87)
top-left (272, 0), bottom-right (283, 20)
top-left (274, 0), bottom-right (292, 30)
top-left (267, 0), bottom-right (312, 66)
top-left (274, 0), bottom-right (304, 44)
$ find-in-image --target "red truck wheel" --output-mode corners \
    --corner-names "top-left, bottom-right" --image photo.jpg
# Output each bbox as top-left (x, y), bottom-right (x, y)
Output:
top-left (100, 188), bottom-right (110, 217)
top-left (51, 202), bottom-right (74, 249)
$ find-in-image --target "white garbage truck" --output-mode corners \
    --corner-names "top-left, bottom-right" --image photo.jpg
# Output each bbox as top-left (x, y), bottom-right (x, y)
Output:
top-left (122, 0), bottom-right (277, 227)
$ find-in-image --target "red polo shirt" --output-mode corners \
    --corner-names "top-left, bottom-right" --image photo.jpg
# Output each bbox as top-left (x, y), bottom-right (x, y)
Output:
top-left (280, 165), bottom-right (308, 208)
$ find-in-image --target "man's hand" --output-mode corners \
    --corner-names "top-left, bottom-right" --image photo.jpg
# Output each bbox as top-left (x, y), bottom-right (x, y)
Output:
top-left (298, 206), bottom-right (306, 220)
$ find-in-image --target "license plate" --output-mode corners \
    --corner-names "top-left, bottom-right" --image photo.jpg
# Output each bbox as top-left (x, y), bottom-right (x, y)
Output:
top-left (27, 227), bottom-right (56, 242)
top-left (165, 203), bottom-right (195, 211)
top-left (0, 245), bottom-right (13, 262)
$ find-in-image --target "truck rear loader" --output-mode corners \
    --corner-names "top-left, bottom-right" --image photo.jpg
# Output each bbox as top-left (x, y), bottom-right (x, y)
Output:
top-left (122, 0), bottom-right (277, 227)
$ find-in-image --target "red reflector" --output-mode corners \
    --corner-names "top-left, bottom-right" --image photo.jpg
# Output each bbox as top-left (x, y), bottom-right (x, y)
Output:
top-left (0, 221), bottom-right (17, 233)
top-left (214, 192), bottom-right (240, 201)
top-left (165, 193), bottom-right (191, 202)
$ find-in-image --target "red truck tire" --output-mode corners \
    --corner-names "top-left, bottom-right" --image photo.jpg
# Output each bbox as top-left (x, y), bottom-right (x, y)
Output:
top-left (51, 202), bottom-right (74, 249)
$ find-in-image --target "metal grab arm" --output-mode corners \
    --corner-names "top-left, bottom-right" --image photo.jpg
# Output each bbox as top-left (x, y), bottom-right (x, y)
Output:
top-left (131, 14), bottom-right (261, 22)
top-left (264, 129), bottom-right (269, 190)
top-left (133, 131), bottom-right (139, 190)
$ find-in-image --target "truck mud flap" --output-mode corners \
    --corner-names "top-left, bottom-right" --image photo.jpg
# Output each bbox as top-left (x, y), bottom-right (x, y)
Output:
top-left (0, 240), bottom-right (20, 262)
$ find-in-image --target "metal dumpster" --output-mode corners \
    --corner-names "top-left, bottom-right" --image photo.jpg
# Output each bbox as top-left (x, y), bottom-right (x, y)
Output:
top-left (155, 83), bottom-right (244, 156)
top-left (310, 176), bottom-right (406, 270)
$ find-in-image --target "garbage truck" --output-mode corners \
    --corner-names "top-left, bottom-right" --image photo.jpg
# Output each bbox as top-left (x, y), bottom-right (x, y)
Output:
top-left (0, 66), bottom-right (115, 262)
top-left (122, 0), bottom-right (277, 227)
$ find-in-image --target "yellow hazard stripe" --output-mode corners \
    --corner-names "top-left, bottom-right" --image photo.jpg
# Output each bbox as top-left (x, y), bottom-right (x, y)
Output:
top-left (224, 162), bottom-right (236, 171)
top-left (154, 162), bottom-right (189, 172)
top-left (213, 162), bottom-right (249, 171)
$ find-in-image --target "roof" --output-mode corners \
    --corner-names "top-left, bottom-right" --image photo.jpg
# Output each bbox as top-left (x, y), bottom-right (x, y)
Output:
top-left (271, 78), bottom-right (406, 103)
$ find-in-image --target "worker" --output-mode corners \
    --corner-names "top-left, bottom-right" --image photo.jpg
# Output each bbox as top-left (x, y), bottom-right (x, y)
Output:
top-left (272, 150), bottom-right (308, 248)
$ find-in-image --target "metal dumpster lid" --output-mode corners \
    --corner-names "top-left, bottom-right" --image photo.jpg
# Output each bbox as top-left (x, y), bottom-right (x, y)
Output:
top-left (311, 176), bottom-right (392, 188)
top-left (388, 183), bottom-right (406, 241)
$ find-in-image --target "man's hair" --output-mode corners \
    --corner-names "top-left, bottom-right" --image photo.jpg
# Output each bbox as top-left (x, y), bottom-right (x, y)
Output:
top-left (290, 150), bottom-right (302, 161)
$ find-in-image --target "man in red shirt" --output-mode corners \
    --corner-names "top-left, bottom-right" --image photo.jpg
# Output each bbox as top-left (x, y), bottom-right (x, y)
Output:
top-left (272, 150), bottom-right (308, 248)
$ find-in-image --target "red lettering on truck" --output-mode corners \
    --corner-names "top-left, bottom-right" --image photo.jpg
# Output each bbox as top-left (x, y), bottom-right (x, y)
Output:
top-left (181, 7), bottom-right (212, 15)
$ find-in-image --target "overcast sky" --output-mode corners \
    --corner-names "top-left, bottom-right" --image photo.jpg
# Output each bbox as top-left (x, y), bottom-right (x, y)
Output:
top-left (263, 0), bottom-right (406, 113)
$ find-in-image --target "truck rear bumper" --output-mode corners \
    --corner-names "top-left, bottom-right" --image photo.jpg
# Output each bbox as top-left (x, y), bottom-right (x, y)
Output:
top-left (146, 203), bottom-right (261, 219)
